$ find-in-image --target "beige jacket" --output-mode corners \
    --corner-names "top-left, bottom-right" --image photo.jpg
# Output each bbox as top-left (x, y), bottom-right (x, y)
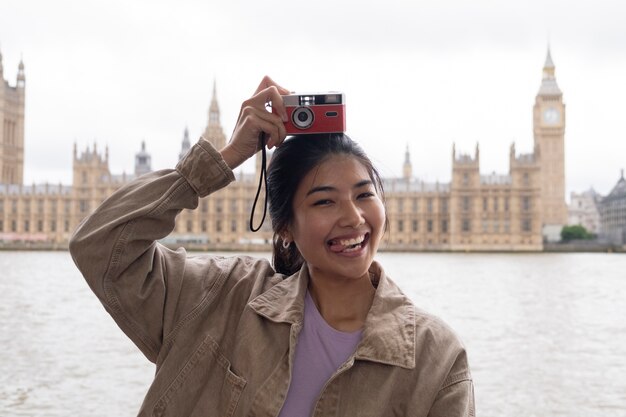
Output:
top-left (70, 138), bottom-right (474, 417)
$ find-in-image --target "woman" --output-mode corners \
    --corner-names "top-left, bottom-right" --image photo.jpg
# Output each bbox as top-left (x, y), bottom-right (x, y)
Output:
top-left (70, 76), bottom-right (474, 416)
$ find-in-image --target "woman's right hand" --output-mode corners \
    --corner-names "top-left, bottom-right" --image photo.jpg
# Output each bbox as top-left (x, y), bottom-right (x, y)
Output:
top-left (220, 76), bottom-right (290, 169)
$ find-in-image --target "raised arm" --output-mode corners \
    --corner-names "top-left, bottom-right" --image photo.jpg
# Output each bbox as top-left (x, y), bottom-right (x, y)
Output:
top-left (69, 139), bottom-right (235, 362)
top-left (69, 76), bottom-right (290, 362)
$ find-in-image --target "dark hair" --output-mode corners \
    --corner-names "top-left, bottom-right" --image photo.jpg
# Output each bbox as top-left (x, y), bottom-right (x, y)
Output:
top-left (267, 133), bottom-right (386, 276)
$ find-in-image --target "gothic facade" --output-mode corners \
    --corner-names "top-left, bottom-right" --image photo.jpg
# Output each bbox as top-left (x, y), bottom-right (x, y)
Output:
top-left (0, 50), bottom-right (26, 185)
top-left (0, 50), bottom-right (568, 251)
top-left (382, 49), bottom-right (566, 250)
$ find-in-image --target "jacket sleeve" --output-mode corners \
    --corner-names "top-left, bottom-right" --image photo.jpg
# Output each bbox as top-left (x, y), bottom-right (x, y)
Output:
top-left (428, 349), bottom-right (475, 417)
top-left (69, 138), bottom-right (235, 363)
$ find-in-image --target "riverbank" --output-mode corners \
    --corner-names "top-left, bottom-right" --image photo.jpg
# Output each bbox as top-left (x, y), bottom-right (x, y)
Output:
top-left (2, 241), bottom-right (624, 253)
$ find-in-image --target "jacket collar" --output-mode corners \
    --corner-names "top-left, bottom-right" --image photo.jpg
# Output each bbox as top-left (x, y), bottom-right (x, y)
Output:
top-left (355, 262), bottom-right (416, 369)
top-left (247, 264), bottom-right (309, 325)
top-left (248, 261), bottom-right (416, 370)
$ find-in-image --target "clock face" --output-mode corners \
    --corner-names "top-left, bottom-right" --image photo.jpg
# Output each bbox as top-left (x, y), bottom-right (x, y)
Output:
top-left (543, 107), bottom-right (560, 124)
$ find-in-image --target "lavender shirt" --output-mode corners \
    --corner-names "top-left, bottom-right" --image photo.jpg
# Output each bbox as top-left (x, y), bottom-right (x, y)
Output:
top-left (278, 291), bottom-right (363, 417)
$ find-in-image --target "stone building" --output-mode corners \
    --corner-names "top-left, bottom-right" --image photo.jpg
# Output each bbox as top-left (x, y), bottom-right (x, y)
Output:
top-left (568, 188), bottom-right (602, 235)
top-left (164, 81), bottom-right (274, 248)
top-left (382, 49), bottom-right (566, 250)
top-left (0, 49), bottom-right (569, 251)
top-left (0, 49), bottom-right (26, 185)
top-left (598, 171), bottom-right (626, 245)
top-left (0, 138), bottom-right (149, 246)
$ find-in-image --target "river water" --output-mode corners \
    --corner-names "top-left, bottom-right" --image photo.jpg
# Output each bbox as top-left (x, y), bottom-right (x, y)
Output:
top-left (1, 251), bottom-right (625, 416)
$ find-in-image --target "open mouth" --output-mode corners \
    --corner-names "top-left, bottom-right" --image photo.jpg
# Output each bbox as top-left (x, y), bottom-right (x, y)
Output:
top-left (327, 233), bottom-right (370, 254)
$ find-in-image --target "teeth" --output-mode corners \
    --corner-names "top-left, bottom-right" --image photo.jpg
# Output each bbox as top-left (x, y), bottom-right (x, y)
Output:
top-left (338, 235), bottom-right (365, 246)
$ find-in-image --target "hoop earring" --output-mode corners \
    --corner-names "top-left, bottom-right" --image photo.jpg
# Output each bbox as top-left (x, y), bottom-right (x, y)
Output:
top-left (282, 239), bottom-right (290, 249)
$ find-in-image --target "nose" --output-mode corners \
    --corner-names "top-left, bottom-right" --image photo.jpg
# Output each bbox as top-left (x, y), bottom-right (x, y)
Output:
top-left (338, 199), bottom-right (365, 228)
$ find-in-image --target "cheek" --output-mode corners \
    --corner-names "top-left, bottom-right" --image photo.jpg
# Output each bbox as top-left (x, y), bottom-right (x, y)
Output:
top-left (370, 199), bottom-right (387, 230)
top-left (292, 210), bottom-right (331, 244)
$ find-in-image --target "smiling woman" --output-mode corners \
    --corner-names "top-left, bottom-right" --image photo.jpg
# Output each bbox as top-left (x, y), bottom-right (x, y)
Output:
top-left (267, 133), bottom-right (387, 277)
top-left (69, 76), bottom-right (474, 416)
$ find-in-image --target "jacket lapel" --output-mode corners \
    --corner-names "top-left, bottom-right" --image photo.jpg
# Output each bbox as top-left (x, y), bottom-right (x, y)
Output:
top-left (356, 262), bottom-right (417, 369)
top-left (248, 264), bottom-right (309, 325)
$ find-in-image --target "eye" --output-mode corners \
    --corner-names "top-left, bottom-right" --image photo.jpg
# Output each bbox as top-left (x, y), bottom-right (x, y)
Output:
top-left (357, 192), bottom-right (375, 199)
top-left (313, 199), bottom-right (333, 206)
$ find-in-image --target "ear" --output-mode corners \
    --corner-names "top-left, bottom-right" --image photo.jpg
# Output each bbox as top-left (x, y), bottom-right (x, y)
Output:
top-left (281, 228), bottom-right (293, 243)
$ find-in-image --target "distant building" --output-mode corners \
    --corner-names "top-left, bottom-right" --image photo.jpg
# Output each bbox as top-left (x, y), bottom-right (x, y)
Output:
top-left (0, 138), bottom-right (149, 246)
top-left (0, 48), bottom-right (573, 251)
top-left (178, 127), bottom-right (191, 162)
top-left (134, 141), bottom-right (152, 177)
top-left (534, 49), bottom-right (569, 241)
top-left (568, 189), bottom-right (602, 235)
top-left (383, 48), bottom-right (567, 250)
top-left (598, 170), bottom-right (626, 245)
top-left (0, 49), bottom-right (26, 185)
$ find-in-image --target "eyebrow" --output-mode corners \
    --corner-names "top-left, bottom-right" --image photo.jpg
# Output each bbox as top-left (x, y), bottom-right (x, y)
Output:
top-left (306, 179), bottom-right (374, 197)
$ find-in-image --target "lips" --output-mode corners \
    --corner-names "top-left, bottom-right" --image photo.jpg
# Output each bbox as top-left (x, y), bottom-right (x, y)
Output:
top-left (327, 233), bottom-right (370, 253)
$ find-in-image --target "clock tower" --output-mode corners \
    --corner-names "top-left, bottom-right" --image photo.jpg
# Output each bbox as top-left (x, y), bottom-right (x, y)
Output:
top-left (533, 48), bottom-right (568, 241)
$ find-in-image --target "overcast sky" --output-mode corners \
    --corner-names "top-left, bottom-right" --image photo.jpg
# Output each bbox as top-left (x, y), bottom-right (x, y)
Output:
top-left (2, 0), bottom-right (625, 198)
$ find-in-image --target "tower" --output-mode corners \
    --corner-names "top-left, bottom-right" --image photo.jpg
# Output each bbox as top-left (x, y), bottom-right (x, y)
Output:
top-left (533, 48), bottom-right (568, 240)
top-left (72, 143), bottom-right (110, 188)
top-left (449, 143), bottom-right (481, 248)
top-left (0, 52), bottom-right (26, 185)
top-left (179, 126), bottom-right (191, 161)
top-left (202, 80), bottom-right (226, 150)
top-left (134, 141), bottom-right (152, 176)
top-left (402, 144), bottom-right (412, 180)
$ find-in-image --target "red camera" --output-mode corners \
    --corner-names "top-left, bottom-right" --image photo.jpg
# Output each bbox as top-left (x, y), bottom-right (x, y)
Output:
top-left (283, 93), bottom-right (346, 134)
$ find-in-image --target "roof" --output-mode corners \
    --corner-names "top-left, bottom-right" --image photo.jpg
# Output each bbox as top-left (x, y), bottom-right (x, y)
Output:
top-left (382, 178), bottom-right (450, 194)
top-left (603, 172), bottom-right (626, 203)
top-left (538, 48), bottom-right (562, 96)
top-left (538, 78), bottom-right (562, 96)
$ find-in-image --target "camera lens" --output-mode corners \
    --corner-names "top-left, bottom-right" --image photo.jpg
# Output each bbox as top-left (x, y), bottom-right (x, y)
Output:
top-left (292, 107), bottom-right (314, 129)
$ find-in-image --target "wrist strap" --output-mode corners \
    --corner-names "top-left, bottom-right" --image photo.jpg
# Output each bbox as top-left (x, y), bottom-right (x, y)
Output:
top-left (249, 132), bottom-right (268, 232)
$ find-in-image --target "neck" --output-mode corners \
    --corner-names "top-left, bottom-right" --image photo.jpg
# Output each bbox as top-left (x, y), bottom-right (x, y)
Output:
top-left (307, 267), bottom-right (376, 332)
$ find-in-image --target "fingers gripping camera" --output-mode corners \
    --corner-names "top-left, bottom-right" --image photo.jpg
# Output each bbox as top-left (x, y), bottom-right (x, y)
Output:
top-left (283, 93), bottom-right (346, 134)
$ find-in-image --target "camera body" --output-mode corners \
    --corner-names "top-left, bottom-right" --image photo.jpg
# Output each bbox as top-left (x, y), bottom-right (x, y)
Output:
top-left (283, 92), bottom-right (346, 134)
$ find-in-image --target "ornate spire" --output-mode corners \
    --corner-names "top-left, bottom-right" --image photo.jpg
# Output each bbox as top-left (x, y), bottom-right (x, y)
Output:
top-left (403, 144), bottom-right (412, 180)
top-left (17, 57), bottom-right (25, 88)
top-left (179, 126), bottom-right (191, 161)
top-left (543, 47), bottom-right (555, 76)
top-left (538, 46), bottom-right (561, 96)
top-left (209, 78), bottom-right (220, 126)
top-left (203, 79), bottom-right (227, 150)
top-left (134, 140), bottom-right (152, 177)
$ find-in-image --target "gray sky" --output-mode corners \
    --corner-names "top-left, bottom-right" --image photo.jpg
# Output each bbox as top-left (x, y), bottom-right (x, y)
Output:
top-left (2, 0), bottom-right (625, 198)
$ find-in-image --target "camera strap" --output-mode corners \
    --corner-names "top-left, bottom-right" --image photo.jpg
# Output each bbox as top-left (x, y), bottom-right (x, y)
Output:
top-left (249, 132), bottom-right (268, 232)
